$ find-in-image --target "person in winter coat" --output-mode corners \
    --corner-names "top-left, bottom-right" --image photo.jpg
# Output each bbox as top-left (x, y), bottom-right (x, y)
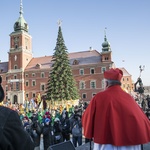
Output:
top-left (82, 68), bottom-right (150, 150)
top-left (60, 110), bottom-right (71, 141)
top-left (30, 116), bottom-right (42, 150)
top-left (53, 118), bottom-right (63, 144)
top-left (42, 118), bottom-right (54, 150)
top-left (0, 76), bottom-right (35, 150)
top-left (71, 114), bottom-right (82, 147)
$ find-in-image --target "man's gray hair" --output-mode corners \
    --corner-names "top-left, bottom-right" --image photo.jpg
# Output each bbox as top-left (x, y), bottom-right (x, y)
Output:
top-left (105, 79), bottom-right (121, 87)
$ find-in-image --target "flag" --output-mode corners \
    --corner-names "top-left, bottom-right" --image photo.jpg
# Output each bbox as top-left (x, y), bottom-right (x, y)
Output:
top-left (36, 93), bottom-right (41, 105)
top-left (38, 99), bottom-right (43, 111)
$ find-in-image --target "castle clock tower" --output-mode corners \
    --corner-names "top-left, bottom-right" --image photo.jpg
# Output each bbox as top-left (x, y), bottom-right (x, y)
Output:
top-left (7, 0), bottom-right (32, 104)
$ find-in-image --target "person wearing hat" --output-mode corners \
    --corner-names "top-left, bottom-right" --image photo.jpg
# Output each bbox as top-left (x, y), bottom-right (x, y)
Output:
top-left (82, 68), bottom-right (150, 150)
top-left (0, 76), bottom-right (35, 149)
top-left (42, 117), bottom-right (54, 150)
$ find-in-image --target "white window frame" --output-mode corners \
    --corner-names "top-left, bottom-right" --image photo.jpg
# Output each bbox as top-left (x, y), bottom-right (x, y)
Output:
top-left (90, 68), bottom-right (95, 74)
top-left (79, 81), bottom-right (85, 89)
top-left (82, 93), bottom-right (87, 99)
top-left (26, 80), bottom-right (29, 86)
top-left (41, 72), bottom-right (45, 78)
top-left (79, 69), bottom-right (84, 75)
top-left (101, 67), bottom-right (106, 73)
top-left (32, 93), bottom-right (36, 98)
top-left (90, 80), bottom-right (96, 89)
top-left (102, 79), bottom-right (105, 89)
top-left (32, 80), bottom-right (36, 86)
top-left (40, 84), bottom-right (45, 91)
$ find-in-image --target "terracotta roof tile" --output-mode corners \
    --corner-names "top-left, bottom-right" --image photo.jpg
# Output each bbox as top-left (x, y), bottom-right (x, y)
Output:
top-left (25, 50), bottom-right (102, 71)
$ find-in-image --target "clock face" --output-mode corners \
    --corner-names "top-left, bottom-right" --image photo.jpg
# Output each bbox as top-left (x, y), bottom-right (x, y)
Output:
top-left (14, 37), bottom-right (18, 44)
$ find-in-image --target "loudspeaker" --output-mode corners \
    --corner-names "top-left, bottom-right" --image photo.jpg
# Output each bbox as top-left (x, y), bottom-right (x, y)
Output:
top-left (48, 140), bottom-right (75, 150)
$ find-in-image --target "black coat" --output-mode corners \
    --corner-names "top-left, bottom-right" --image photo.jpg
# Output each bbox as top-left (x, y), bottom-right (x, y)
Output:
top-left (31, 121), bottom-right (42, 147)
top-left (0, 106), bottom-right (35, 150)
top-left (42, 124), bottom-right (54, 150)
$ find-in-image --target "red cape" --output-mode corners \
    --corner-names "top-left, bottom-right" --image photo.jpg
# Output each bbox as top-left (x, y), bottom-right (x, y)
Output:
top-left (82, 85), bottom-right (150, 146)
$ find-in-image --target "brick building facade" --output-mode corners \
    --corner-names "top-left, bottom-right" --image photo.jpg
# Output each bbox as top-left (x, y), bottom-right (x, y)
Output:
top-left (0, 2), bottom-right (133, 104)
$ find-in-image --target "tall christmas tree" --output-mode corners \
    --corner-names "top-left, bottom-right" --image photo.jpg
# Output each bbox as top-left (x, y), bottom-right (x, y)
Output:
top-left (46, 23), bottom-right (79, 102)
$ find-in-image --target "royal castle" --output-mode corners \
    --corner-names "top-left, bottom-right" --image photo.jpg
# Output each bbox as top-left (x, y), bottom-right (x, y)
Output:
top-left (0, 1), bottom-right (133, 104)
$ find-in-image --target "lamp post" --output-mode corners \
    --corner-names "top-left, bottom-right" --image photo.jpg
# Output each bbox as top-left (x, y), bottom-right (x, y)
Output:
top-left (134, 65), bottom-right (145, 97)
top-left (135, 65), bottom-right (145, 150)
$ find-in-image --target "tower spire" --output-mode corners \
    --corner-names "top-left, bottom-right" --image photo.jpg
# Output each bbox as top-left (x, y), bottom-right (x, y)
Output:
top-left (101, 27), bottom-right (111, 52)
top-left (20, 0), bottom-right (23, 16)
top-left (14, 0), bottom-right (28, 32)
top-left (104, 27), bottom-right (107, 41)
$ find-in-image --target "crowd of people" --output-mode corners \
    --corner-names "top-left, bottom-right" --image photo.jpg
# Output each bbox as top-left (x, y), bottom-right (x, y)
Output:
top-left (1, 68), bottom-right (150, 150)
top-left (0, 94), bottom-right (87, 150)
top-left (0, 75), bottom-right (88, 150)
top-left (21, 105), bottom-right (85, 150)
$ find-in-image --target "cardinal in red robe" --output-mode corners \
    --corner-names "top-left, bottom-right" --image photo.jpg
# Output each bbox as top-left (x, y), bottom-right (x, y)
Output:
top-left (82, 68), bottom-right (150, 150)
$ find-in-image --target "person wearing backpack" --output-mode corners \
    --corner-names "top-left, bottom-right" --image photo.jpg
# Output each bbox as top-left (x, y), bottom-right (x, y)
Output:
top-left (71, 114), bottom-right (82, 147)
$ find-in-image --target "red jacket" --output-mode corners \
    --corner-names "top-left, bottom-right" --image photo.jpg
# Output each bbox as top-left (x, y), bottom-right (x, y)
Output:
top-left (82, 85), bottom-right (150, 146)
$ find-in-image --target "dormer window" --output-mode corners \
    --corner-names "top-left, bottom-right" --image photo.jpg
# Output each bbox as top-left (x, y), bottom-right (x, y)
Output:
top-left (73, 59), bottom-right (79, 65)
top-left (35, 63), bottom-right (41, 69)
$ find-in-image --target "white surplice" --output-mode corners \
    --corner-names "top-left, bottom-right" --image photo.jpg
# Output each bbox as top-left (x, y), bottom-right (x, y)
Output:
top-left (94, 143), bottom-right (141, 150)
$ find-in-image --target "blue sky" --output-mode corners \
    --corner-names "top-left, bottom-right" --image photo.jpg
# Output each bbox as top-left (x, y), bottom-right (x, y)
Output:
top-left (0, 0), bottom-right (150, 86)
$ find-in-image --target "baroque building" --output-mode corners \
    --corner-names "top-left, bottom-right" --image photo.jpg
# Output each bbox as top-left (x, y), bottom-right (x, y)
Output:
top-left (0, 1), bottom-right (133, 104)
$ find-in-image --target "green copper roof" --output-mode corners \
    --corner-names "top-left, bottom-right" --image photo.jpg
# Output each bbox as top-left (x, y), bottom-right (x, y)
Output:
top-left (102, 29), bottom-right (111, 52)
top-left (102, 35), bottom-right (110, 47)
top-left (14, 0), bottom-right (28, 32)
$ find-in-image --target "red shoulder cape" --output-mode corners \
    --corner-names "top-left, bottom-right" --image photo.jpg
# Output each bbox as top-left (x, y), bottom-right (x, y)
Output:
top-left (82, 85), bottom-right (150, 146)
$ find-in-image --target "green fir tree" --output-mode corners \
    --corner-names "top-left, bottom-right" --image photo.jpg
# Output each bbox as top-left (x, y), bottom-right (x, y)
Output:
top-left (46, 25), bottom-right (79, 102)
